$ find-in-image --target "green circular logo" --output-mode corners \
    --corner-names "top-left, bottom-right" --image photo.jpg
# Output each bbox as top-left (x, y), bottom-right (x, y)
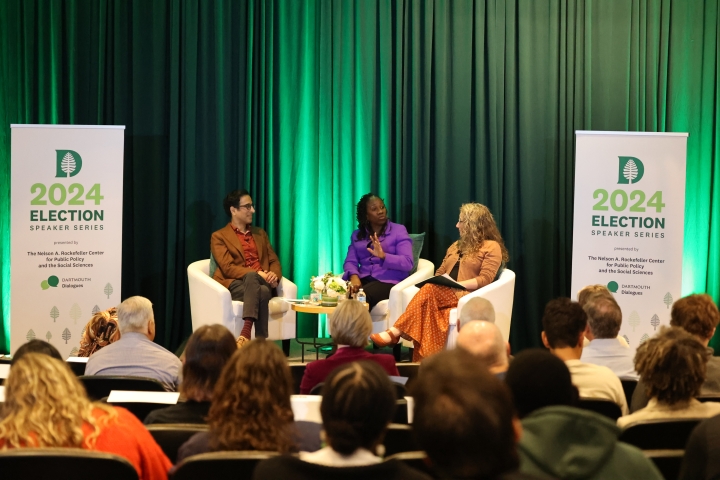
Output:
top-left (41, 280), bottom-right (49, 290)
top-left (607, 281), bottom-right (618, 293)
top-left (48, 275), bottom-right (59, 287)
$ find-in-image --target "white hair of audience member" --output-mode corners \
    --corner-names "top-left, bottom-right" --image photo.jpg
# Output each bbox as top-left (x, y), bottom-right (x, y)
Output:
top-left (458, 297), bottom-right (496, 331)
top-left (456, 320), bottom-right (508, 374)
top-left (117, 296), bottom-right (154, 334)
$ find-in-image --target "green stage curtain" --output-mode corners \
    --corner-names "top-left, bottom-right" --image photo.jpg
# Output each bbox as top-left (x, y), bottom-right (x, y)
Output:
top-left (1, 0), bottom-right (719, 353)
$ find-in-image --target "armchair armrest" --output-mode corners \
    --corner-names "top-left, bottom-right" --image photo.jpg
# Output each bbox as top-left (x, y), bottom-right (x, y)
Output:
top-left (388, 259), bottom-right (435, 325)
top-left (187, 260), bottom-right (235, 331)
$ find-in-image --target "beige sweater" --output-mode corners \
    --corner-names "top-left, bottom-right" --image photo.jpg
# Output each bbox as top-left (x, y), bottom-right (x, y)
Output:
top-left (435, 240), bottom-right (502, 298)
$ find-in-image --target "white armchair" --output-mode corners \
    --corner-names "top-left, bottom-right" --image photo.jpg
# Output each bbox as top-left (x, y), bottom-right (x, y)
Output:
top-left (187, 260), bottom-right (297, 344)
top-left (370, 259), bottom-right (435, 333)
top-left (401, 268), bottom-right (516, 350)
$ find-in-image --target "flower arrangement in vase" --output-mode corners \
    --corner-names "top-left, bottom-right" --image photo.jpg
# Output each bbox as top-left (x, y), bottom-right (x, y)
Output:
top-left (310, 272), bottom-right (348, 306)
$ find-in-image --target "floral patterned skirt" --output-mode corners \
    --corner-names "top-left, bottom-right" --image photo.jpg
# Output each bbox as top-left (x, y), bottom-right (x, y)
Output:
top-left (393, 284), bottom-right (459, 362)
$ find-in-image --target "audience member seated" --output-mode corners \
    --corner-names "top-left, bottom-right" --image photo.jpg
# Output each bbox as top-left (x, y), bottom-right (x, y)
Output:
top-left (678, 414), bottom-right (720, 480)
top-left (541, 297), bottom-right (628, 414)
top-left (505, 349), bottom-right (663, 480)
top-left (177, 340), bottom-right (321, 464)
top-left (11, 339), bottom-right (62, 364)
top-left (85, 296), bottom-right (182, 392)
top-left (632, 293), bottom-right (720, 411)
top-left (0, 353), bottom-right (171, 480)
top-left (78, 307), bottom-right (121, 357)
top-left (580, 294), bottom-right (637, 379)
top-left (144, 324), bottom-right (236, 425)
top-left (617, 326), bottom-right (720, 428)
top-left (456, 320), bottom-right (509, 379)
top-left (457, 297), bottom-right (496, 330)
top-left (300, 300), bottom-right (399, 394)
top-left (577, 284), bottom-right (629, 347)
top-left (253, 361), bottom-right (431, 479)
top-left (412, 348), bottom-right (535, 480)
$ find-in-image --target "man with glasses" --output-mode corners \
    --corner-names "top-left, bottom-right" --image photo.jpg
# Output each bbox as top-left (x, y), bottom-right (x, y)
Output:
top-left (211, 189), bottom-right (282, 347)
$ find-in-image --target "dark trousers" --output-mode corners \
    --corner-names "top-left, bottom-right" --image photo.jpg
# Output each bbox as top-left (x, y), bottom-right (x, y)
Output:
top-left (360, 276), bottom-right (395, 312)
top-left (229, 272), bottom-right (272, 338)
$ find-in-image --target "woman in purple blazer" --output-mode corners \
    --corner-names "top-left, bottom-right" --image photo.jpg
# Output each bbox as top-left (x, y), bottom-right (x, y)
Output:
top-left (300, 300), bottom-right (399, 394)
top-left (343, 193), bottom-right (414, 311)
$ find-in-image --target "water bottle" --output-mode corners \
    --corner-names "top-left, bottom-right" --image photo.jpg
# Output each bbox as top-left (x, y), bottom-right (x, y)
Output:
top-left (356, 288), bottom-right (366, 305)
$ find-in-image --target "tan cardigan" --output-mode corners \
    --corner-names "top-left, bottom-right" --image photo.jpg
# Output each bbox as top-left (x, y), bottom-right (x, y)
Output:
top-left (435, 240), bottom-right (502, 298)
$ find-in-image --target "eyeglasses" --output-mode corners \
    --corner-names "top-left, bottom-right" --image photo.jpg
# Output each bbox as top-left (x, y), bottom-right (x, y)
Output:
top-left (238, 203), bottom-right (254, 210)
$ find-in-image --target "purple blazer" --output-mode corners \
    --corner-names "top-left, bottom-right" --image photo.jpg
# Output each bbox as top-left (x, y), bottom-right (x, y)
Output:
top-left (300, 346), bottom-right (400, 394)
top-left (342, 221), bottom-right (413, 284)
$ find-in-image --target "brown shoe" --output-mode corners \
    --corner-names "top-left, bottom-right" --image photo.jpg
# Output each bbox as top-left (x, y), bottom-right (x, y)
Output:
top-left (236, 335), bottom-right (250, 349)
top-left (370, 330), bottom-right (400, 348)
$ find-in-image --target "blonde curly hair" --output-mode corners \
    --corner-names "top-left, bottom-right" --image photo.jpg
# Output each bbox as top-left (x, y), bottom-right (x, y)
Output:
top-left (0, 353), bottom-right (116, 449)
top-left (457, 203), bottom-right (509, 262)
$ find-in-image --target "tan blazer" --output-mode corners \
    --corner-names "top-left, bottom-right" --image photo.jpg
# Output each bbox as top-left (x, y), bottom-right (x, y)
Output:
top-left (435, 240), bottom-right (502, 299)
top-left (210, 224), bottom-right (282, 289)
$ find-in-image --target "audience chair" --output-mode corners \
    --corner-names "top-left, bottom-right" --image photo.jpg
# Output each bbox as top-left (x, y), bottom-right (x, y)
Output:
top-left (66, 359), bottom-right (87, 376)
top-left (697, 395), bottom-right (720, 403)
top-left (187, 259), bottom-right (297, 354)
top-left (383, 424), bottom-right (421, 456)
top-left (79, 376), bottom-right (165, 401)
top-left (619, 418), bottom-right (704, 450)
top-left (395, 363), bottom-right (420, 390)
top-left (385, 451), bottom-right (433, 477)
top-left (309, 382), bottom-right (406, 399)
top-left (0, 448), bottom-right (138, 480)
top-left (644, 449), bottom-right (685, 480)
top-left (621, 379), bottom-right (638, 406)
top-left (401, 269), bottom-right (516, 352)
top-left (107, 401), bottom-right (172, 422)
top-left (290, 363), bottom-right (306, 394)
top-left (172, 451), bottom-right (280, 480)
top-left (393, 398), bottom-right (409, 424)
top-left (576, 398), bottom-right (623, 421)
top-left (370, 258), bottom-right (435, 361)
top-left (146, 424), bottom-right (209, 464)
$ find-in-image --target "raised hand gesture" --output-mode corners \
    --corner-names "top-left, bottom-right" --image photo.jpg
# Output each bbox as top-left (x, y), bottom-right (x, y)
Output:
top-left (366, 233), bottom-right (386, 260)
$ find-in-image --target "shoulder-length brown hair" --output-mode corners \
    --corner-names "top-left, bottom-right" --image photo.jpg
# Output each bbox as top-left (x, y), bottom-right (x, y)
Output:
top-left (181, 324), bottom-right (237, 402)
top-left (207, 340), bottom-right (296, 453)
top-left (457, 203), bottom-right (509, 262)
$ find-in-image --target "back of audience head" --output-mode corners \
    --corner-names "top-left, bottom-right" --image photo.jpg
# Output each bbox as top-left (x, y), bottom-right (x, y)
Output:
top-left (207, 339), bottom-right (295, 452)
top-left (117, 296), bottom-right (155, 338)
top-left (456, 320), bottom-right (508, 374)
top-left (635, 326), bottom-right (707, 406)
top-left (0, 353), bottom-right (115, 448)
top-left (181, 324), bottom-right (236, 402)
top-left (328, 300), bottom-right (371, 348)
top-left (670, 293), bottom-right (720, 344)
top-left (577, 284), bottom-right (615, 308)
top-left (412, 348), bottom-right (520, 478)
top-left (541, 297), bottom-right (587, 350)
top-left (583, 295), bottom-right (622, 340)
top-left (458, 297), bottom-right (496, 330)
top-left (11, 339), bottom-right (62, 365)
top-left (320, 361), bottom-right (396, 456)
top-left (505, 349), bottom-right (578, 418)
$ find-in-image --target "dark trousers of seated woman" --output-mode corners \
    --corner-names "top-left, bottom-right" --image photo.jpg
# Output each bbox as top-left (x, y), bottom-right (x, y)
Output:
top-left (360, 276), bottom-right (395, 312)
top-left (229, 272), bottom-right (272, 338)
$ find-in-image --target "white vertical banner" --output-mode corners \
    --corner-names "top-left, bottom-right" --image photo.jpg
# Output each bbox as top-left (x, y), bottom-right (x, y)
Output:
top-left (571, 131), bottom-right (687, 349)
top-left (10, 125), bottom-right (125, 358)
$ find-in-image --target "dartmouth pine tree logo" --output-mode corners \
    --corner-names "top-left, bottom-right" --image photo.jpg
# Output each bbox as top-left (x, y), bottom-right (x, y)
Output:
top-left (69, 304), bottom-right (82, 324)
top-left (62, 328), bottom-right (72, 344)
top-left (628, 311), bottom-right (641, 331)
top-left (664, 292), bottom-right (673, 309)
top-left (640, 333), bottom-right (650, 344)
top-left (617, 156), bottom-right (645, 184)
top-left (50, 306), bottom-right (60, 322)
top-left (622, 335), bottom-right (630, 346)
top-left (26, 329), bottom-right (36, 341)
top-left (104, 283), bottom-right (114, 299)
top-left (55, 150), bottom-right (83, 178)
top-left (650, 314), bottom-right (660, 330)
top-left (69, 347), bottom-right (79, 357)
top-left (46, 331), bottom-right (52, 342)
